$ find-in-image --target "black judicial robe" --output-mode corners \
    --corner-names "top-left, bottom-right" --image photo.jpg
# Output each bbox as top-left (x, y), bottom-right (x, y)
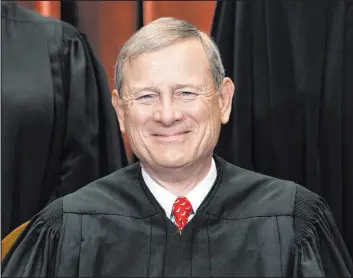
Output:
top-left (2, 156), bottom-right (352, 277)
top-left (211, 0), bottom-right (353, 258)
top-left (1, 3), bottom-right (127, 238)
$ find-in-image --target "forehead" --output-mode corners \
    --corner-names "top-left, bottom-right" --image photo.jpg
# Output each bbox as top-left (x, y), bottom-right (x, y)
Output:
top-left (123, 39), bottom-right (212, 88)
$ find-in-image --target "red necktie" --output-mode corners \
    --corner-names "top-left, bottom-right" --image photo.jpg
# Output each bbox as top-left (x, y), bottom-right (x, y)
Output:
top-left (172, 197), bottom-right (193, 233)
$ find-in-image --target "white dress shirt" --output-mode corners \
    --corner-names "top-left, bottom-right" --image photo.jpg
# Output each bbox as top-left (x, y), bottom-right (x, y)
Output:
top-left (141, 158), bottom-right (217, 223)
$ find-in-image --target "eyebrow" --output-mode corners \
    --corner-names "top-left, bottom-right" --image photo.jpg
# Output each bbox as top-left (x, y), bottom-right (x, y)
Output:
top-left (131, 83), bottom-right (205, 95)
top-left (131, 86), bottom-right (162, 95)
top-left (171, 83), bottom-right (205, 91)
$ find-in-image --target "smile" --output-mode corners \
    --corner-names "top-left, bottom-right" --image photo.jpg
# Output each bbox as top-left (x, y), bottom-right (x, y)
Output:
top-left (152, 131), bottom-right (191, 142)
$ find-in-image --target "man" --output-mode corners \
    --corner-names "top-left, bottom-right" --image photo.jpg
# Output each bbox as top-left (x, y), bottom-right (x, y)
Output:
top-left (2, 17), bottom-right (352, 277)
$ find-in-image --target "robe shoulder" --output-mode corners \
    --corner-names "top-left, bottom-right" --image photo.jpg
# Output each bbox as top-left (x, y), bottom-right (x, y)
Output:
top-left (204, 157), bottom-right (299, 218)
top-left (2, 198), bottom-right (64, 277)
top-left (63, 163), bottom-right (159, 218)
top-left (292, 185), bottom-right (353, 276)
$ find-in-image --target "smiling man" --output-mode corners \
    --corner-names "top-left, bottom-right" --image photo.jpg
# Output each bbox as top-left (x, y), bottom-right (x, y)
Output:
top-left (2, 17), bottom-right (352, 277)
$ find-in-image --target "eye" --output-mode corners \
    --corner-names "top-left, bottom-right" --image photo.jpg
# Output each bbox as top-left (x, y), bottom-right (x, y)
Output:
top-left (136, 94), bottom-right (157, 104)
top-left (138, 94), bottom-right (153, 100)
top-left (181, 91), bottom-right (195, 96)
top-left (177, 91), bottom-right (198, 101)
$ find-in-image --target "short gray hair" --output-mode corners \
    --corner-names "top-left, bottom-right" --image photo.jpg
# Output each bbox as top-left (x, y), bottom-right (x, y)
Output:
top-left (114, 17), bottom-right (225, 95)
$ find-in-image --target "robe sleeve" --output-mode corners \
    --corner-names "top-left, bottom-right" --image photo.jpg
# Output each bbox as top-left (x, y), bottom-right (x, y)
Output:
top-left (1, 199), bottom-right (64, 277)
top-left (292, 186), bottom-right (353, 277)
top-left (47, 28), bottom-right (127, 203)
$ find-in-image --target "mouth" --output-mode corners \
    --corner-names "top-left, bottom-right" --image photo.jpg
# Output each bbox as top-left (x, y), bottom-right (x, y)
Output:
top-left (153, 131), bottom-right (190, 137)
top-left (152, 131), bottom-right (191, 142)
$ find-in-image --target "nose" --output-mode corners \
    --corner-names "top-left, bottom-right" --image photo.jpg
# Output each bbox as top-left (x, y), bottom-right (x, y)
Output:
top-left (153, 98), bottom-right (183, 126)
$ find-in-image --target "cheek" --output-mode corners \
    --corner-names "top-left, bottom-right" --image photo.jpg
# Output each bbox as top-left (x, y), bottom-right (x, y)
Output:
top-left (124, 107), bottom-right (152, 139)
top-left (192, 102), bottom-right (221, 146)
top-left (186, 100), bottom-right (217, 127)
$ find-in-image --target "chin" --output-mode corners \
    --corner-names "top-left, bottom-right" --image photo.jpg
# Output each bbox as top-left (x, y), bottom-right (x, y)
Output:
top-left (153, 152), bottom-right (190, 169)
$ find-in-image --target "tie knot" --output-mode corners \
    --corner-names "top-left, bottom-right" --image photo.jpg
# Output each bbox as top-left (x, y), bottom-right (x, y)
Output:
top-left (172, 197), bottom-right (193, 231)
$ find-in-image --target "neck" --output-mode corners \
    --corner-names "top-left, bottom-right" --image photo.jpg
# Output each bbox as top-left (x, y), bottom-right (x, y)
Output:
top-left (141, 155), bottom-right (213, 196)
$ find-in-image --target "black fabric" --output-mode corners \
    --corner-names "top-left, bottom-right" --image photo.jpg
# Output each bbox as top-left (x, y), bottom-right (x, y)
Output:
top-left (60, 0), bottom-right (79, 28)
top-left (211, 0), bottom-right (353, 257)
top-left (136, 0), bottom-right (144, 30)
top-left (2, 156), bottom-right (352, 277)
top-left (1, 2), bottom-right (128, 238)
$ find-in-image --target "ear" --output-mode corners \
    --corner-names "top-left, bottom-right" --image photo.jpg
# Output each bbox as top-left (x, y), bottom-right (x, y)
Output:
top-left (217, 77), bottom-right (235, 124)
top-left (112, 89), bottom-right (125, 133)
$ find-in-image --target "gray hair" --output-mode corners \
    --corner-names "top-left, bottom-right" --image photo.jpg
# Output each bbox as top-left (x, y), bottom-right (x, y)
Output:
top-left (114, 17), bottom-right (225, 95)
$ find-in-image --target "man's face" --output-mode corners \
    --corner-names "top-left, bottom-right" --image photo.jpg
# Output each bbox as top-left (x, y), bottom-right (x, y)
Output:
top-left (113, 38), bottom-right (234, 169)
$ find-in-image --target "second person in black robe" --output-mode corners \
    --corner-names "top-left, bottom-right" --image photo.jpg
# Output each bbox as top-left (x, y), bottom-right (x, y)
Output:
top-left (1, 2), bottom-right (128, 238)
top-left (211, 0), bottom-right (353, 258)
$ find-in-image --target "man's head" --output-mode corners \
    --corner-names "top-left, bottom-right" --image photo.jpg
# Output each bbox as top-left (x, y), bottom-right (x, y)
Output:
top-left (112, 17), bottom-right (234, 170)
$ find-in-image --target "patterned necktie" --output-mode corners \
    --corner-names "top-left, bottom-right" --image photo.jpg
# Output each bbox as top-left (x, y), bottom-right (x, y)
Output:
top-left (171, 197), bottom-right (193, 234)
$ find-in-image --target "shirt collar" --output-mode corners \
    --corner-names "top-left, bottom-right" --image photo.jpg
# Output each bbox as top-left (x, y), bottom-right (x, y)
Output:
top-left (141, 158), bottom-right (217, 218)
